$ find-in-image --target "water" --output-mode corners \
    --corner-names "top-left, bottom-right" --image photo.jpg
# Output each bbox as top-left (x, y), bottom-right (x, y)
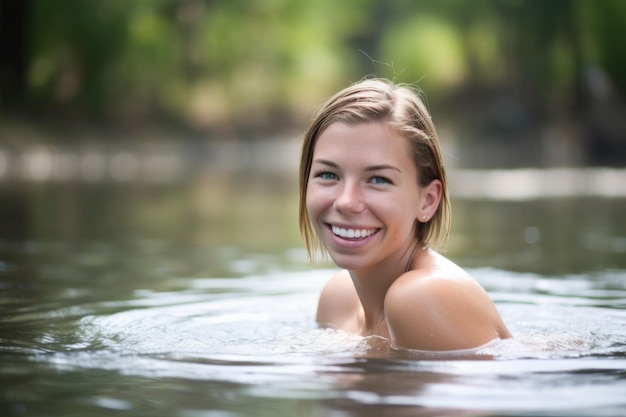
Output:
top-left (1, 174), bottom-right (626, 417)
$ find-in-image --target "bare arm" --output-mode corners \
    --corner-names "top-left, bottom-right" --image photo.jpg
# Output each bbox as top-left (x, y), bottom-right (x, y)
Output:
top-left (316, 271), bottom-right (360, 329)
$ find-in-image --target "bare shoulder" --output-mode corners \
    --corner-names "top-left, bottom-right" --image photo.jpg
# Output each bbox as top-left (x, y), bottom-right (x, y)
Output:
top-left (316, 270), bottom-right (360, 329)
top-left (385, 252), bottom-right (511, 351)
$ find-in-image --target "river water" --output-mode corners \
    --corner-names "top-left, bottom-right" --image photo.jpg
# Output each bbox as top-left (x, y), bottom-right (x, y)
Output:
top-left (1, 169), bottom-right (626, 417)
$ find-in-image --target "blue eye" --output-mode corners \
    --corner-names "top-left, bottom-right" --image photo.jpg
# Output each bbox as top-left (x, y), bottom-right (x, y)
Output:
top-left (316, 171), bottom-right (338, 181)
top-left (370, 175), bottom-right (391, 185)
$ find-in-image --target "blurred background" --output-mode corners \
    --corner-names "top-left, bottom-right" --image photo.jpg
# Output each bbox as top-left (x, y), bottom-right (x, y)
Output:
top-left (2, 5), bottom-right (626, 417)
top-left (1, 0), bottom-right (625, 278)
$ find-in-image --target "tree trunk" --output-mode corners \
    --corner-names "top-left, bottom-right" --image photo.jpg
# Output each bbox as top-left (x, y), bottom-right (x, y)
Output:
top-left (0, 0), bottom-right (29, 110)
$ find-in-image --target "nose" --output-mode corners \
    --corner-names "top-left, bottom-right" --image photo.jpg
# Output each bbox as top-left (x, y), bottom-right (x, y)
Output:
top-left (334, 180), bottom-right (365, 213)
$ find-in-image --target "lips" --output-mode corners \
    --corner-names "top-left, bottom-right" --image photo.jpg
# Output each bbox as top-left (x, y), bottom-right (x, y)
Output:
top-left (330, 224), bottom-right (378, 239)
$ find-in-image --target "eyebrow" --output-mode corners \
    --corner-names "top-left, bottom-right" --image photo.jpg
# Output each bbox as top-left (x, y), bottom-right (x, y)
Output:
top-left (312, 159), bottom-right (402, 173)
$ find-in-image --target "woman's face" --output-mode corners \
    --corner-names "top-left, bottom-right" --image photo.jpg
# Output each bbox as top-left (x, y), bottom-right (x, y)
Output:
top-left (306, 121), bottom-right (425, 271)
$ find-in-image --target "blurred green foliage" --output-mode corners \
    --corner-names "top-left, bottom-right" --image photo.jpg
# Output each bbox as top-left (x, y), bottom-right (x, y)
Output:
top-left (0, 0), bottom-right (625, 149)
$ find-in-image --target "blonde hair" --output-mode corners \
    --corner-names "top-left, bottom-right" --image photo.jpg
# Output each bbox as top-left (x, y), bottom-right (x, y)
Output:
top-left (299, 78), bottom-right (450, 261)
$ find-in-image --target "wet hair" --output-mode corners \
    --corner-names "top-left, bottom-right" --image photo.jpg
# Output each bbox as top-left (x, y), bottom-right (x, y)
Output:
top-left (298, 78), bottom-right (451, 261)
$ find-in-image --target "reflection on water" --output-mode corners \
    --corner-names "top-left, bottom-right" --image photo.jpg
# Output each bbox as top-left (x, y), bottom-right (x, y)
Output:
top-left (451, 197), bottom-right (626, 274)
top-left (449, 168), bottom-right (626, 199)
top-left (1, 170), bottom-right (626, 417)
top-left (2, 264), bottom-right (626, 417)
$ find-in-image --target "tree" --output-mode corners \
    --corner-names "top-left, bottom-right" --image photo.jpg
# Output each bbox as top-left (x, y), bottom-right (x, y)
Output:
top-left (0, 0), bottom-right (29, 109)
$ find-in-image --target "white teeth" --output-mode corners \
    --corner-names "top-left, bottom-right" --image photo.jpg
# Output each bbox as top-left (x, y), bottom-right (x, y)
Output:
top-left (331, 225), bottom-right (376, 239)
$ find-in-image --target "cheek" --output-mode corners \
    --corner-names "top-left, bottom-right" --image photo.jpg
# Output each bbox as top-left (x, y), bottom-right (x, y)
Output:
top-left (384, 195), bottom-right (420, 224)
top-left (305, 185), bottom-right (325, 217)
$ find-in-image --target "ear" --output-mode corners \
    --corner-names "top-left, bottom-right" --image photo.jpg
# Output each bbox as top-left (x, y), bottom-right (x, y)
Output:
top-left (418, 179), bottom-right (442, 222)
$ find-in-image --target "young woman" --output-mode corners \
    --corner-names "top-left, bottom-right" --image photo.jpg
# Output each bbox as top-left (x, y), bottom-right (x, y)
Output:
top-left (299, 78), bottom-right (511, 351)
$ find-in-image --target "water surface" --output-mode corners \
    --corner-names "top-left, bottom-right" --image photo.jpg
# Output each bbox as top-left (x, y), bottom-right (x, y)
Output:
top-left (1, 176), bottom-right (626, 417)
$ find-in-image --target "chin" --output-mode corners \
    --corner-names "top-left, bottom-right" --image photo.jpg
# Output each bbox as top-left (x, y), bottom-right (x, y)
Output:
top-left (328, 254), bottom-right (367, 271)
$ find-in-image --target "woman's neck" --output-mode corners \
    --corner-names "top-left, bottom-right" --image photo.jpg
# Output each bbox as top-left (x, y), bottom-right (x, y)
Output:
top-left (348, 241), bottom-right (424, 333)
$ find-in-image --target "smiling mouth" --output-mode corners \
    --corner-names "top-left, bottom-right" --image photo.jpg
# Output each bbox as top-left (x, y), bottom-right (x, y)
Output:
top-left (331, 225), bottom-right (378, 239)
